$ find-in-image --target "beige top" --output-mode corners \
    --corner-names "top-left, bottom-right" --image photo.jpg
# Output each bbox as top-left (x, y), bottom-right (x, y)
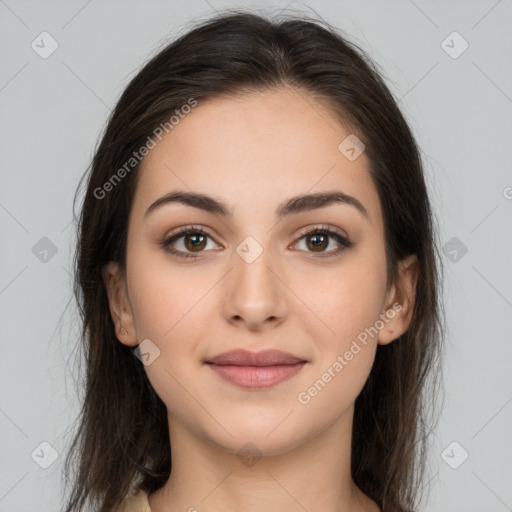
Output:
top-left (116, 490), bottom-right (151, 512)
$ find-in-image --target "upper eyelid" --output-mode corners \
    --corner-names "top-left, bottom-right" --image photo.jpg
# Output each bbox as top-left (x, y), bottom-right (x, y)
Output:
top-left (295, 224), bottom-right (348, 239)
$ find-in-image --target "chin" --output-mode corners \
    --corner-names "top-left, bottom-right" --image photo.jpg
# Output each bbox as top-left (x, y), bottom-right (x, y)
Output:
top-left (202, 415), bottom-right (317, 458)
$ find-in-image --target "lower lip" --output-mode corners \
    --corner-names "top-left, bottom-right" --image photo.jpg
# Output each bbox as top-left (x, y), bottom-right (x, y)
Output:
top-left (207, 362), bottom-right (306, 389)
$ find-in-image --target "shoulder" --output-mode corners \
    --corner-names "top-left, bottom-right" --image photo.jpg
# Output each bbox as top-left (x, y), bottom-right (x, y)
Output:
top-left (114, 490), bottom-right (151, 512)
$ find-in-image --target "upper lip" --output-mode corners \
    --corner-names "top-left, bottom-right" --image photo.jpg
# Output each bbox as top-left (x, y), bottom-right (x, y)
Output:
top-left (206, 349), bottom-right (306, 366)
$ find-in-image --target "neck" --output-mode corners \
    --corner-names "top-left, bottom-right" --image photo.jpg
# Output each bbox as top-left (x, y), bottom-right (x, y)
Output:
top-left (147, 406), bottom-right (380, 512)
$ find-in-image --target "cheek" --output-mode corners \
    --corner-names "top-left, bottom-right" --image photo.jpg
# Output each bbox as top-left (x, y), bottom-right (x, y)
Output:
top-left (294, 267), bottom-right (385, 412)
top-left (295, 343), bottom-right (376, 432)
top-left (127, 260), bottom-right (208, 417)
top-left (127, 247), bottom-right (210, 340)
top-left (292, 256), bottom-right (386, 410)
top-left (296, 258), bottom-right (387, 347)
top-left (126, 248), bottom-right (214, 379)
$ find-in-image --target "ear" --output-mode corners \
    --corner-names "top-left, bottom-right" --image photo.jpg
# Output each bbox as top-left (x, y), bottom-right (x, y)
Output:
top-left (377, 254), bottom-right (419, 345)
top-left (101, 261), bottom-right (138, 346)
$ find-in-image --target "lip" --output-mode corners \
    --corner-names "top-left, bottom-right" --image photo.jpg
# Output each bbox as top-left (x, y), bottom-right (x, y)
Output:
top-left (205, 349), bottom-right (307, 389)
top-left (206, 349), bottom-right (305, 366)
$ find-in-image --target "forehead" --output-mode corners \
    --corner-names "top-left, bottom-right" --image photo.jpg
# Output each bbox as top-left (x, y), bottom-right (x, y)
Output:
top-left (134, 87), bottom-right (381, 225)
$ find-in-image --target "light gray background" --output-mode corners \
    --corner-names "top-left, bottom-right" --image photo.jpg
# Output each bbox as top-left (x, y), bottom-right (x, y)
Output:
top-left (1, 1), bottom-right (511, 511)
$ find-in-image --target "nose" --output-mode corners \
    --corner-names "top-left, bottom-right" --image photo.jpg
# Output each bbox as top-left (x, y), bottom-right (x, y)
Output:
top-left (222, 242), bottom-right (288, 331)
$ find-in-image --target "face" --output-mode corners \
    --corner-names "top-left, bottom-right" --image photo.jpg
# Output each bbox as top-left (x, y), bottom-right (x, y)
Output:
top-left (103, 87), bottom-right (418, 456)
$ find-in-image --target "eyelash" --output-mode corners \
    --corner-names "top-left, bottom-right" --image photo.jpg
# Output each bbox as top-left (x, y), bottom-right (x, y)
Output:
top-left (160, 225), bottom-right (353, 260)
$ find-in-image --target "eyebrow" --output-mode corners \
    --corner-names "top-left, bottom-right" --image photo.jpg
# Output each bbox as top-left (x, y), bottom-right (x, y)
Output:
top-left (144, 190), bottom-right (369, 220)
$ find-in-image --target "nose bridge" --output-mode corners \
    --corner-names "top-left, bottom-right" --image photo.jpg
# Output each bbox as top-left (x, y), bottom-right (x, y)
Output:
top-left (223, 234), bottom-right (286, 327)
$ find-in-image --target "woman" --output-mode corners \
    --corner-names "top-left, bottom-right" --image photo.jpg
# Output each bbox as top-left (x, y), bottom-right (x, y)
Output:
top-left (63, 9), bottom-right (444, 512)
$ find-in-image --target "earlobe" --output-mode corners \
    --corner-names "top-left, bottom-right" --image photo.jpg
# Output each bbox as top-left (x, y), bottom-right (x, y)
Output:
top-left (101, 261), bottom-right (138, 346)
top-left (377, 254), bottom-right (419, 345)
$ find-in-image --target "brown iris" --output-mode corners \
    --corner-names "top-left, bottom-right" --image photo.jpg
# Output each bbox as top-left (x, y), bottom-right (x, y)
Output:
top-left (306, 233), bottom-right (328, 252)
top-left (184, 233), bottom-right (207, 252)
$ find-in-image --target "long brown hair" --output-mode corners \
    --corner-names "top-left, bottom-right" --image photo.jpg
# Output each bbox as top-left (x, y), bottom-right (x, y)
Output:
top-left (62, 9), bottom-right (444, 512)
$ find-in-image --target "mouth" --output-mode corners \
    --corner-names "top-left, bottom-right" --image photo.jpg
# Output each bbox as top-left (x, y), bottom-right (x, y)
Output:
top-left (205, 349), bottom-right (307, 389)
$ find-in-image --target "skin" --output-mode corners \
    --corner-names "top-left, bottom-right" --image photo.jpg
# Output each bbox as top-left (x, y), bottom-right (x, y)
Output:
top-left (103, 87), bottom-right (418, 512)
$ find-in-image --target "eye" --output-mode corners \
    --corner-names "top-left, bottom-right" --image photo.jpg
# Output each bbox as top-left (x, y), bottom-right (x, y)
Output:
top-left (161, 225), bottom-right (353, 260)
top-left (161, 226), bottom-right (219, 260)
top-left (292, 226), bottom-right (353, 258)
